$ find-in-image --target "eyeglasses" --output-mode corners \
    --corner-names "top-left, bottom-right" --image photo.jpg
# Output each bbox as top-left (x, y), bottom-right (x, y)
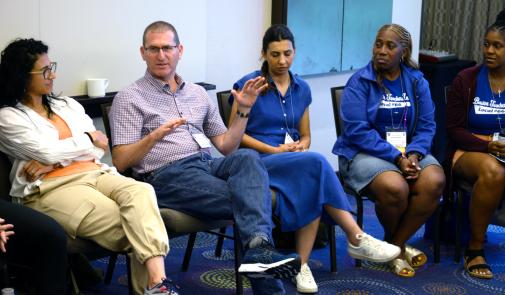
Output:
top-left (29, 62), bottom-right (57, 79)
top-left (144, 45), bottom-right (178, 55)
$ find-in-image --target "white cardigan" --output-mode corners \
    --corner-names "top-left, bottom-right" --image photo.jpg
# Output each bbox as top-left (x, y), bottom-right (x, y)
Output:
top-left (0, 96), bottom-right (114, 197)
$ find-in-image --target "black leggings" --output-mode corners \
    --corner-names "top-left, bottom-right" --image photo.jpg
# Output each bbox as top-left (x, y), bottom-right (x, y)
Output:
top-left (0, 200), bottom-right (67, 295)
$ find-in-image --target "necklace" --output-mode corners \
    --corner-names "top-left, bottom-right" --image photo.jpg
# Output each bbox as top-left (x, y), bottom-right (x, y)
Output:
top-left (383, 70), bottom-right (408, 129)
top-left (489, 74), bottom-right (503, 99)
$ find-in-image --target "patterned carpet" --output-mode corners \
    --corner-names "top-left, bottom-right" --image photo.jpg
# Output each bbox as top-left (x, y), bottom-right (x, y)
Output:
top-left (85, 198), bottom-right (505, 295)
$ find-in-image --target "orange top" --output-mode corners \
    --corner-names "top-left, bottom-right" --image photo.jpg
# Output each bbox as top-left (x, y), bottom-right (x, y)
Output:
top-left (44, 114), bottom-right (100, 179)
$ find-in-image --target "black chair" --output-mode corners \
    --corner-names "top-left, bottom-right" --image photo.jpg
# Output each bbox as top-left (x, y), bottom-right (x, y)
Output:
top-left (0, 151), bottom-right (133, 295)
top-left (216, 90), bottom-right (338, 273)
top-left (330, 86), bottom-right (367, 267)
top-left (450, 173), bottom-right (505, 263)
top-left (101, 102), bottom-right (244, 294)
top-left (330, 86), bottom-right (443, 264)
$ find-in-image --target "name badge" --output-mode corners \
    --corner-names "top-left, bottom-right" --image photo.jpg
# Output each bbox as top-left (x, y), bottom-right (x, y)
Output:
top-left (493, 132), bottom-right (500, 141)
top-left (386, 128), bottom-right (406, 154)
top-left (284, 132), bottom-right (295, 144)
top-left (192, 133), bottom-right (212, 148)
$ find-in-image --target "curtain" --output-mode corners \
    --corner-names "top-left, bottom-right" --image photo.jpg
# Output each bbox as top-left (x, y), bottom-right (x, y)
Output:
top-left (421, 0), bottom-right (504, 63)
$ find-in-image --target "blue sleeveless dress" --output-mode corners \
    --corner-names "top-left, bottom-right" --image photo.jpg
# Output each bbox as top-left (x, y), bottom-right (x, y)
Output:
top-left (232, 71), bottom-right (351, 231)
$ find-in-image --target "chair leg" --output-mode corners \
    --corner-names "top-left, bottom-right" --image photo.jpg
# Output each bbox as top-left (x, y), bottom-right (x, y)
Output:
top-left (104, 253), bottom-right (118, 284)
top-left (355, 195), bottom-right (364, 267)
top-left (0, 257), bottom-right (9, 288)
top-left (433, 202), bottom-right (442, 263)
top-left (356, 196), bottom-right (364, 229)
top-left (215, 227), bottom-right (227, 257)
top-left (126, 254), bottom-right (133, 295)
top-left (327, 224), bottom-right (337, 273)
top-left (67, 256), bottom-right (81, 295)
top-left (233, 224), bottom-right (243, 295)
top-left (182, 233), bottom-right (197, 271)
top-left (454, 190), bottom-right (463, 263)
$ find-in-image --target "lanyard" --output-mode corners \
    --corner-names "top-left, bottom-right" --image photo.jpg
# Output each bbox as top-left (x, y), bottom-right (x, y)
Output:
top-left (383, 73), bottom-right (408, 130)
top-left (277, 86), bottom-right (296, 136)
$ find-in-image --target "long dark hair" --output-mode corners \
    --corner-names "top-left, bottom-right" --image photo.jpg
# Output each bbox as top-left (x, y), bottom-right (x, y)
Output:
top-left (260, 24), bottom-right (295, 92)
top-left (0, 38), bottom-right (57, 115)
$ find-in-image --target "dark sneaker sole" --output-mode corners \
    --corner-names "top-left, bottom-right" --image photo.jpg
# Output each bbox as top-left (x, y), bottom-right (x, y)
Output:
top-left (240, 257), bottom-right (301, 279)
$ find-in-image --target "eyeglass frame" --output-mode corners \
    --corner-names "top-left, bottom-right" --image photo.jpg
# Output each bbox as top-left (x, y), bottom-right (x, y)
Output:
top-left (29, 62), bottom-right (57, 80)
top-left (143, 44), bottom-right (179, 55)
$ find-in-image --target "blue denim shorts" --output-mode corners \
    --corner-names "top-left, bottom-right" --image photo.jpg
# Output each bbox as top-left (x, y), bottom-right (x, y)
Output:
top-left (338, 153), bottom-right (440, 194)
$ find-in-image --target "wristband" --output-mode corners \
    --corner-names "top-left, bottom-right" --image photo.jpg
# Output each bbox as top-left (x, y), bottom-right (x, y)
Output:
top-left (236, 110), bottom-right (250, 118)
top-left (84, 132), bottom-right (94, 143)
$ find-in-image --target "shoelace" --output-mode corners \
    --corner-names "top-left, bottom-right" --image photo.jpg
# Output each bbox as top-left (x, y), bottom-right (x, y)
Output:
top-left (360, 234), bottom-right (390, 252)
top-left (299, 266), bottom-right (315, 283)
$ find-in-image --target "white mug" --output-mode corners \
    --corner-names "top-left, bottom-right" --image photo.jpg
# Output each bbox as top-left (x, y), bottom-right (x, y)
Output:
top-left (86, 78), bottom-right (109, 98)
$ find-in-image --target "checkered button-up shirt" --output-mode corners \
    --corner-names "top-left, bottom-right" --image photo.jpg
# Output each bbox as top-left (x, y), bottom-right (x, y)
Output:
top-left (110, 71), bottom-right (227, 174)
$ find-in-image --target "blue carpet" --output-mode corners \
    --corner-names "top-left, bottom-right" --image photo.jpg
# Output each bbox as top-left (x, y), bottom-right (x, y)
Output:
top-left (86, 198), bottom-right (505, 295)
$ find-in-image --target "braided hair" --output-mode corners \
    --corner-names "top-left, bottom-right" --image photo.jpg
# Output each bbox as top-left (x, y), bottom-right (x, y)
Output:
top-left (376, 24), bottom-right (418, 69)
top-left (372, 24), bottom-right (417, 88)
top-left (487, 9), bottom-right (505, 37)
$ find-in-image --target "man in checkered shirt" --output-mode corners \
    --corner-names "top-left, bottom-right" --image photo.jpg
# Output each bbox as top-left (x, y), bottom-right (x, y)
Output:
top-left (109, 21), bottom-right (300, 294)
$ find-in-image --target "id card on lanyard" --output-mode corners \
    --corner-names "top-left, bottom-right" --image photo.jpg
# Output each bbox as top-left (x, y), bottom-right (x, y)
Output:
top-left (192, 133), bottom-right (212, 148)
top-left (284, 132), bottom-right (295, 144)
top-left (386, 126), bottom-right (406, 154)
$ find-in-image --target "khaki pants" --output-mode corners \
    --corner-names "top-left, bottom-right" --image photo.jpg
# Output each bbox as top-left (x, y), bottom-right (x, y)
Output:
top-left (24, 170), bottom-right (169, 295)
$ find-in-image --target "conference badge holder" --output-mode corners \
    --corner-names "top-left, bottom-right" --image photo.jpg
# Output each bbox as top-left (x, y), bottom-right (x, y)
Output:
top-left (192, 133), bottom-right (212, 148)
top-left (386, 126), bottom-right (406, 154)
top-left (284, 132), bottom-right (295, 144)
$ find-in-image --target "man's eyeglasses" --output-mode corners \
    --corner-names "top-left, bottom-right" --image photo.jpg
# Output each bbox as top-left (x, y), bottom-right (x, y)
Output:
top-left (29, 62), bottom-right (57, 79)
top-left (144, 45), bottom-right (178, 55)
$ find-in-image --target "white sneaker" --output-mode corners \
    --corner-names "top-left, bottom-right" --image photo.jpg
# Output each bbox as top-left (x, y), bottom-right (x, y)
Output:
top-left (347, 233), bottom-right (401, 263)
top-left (294, 263), bottom-right (318, 293)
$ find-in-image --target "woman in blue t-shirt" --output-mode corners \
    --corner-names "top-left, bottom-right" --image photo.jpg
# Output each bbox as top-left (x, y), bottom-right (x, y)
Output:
top-left (230, 24), bottom-right (400, 293)
top-left (446, 12), bottom-right (505, 279)
top-left (333, 24), bottom-right (446, 278)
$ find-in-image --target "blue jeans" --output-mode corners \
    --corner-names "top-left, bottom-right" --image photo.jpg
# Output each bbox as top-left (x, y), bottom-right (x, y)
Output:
top-left (147, 149), bottom-right (284, 294)
top-left (147, 149), bottom-right (273, 246)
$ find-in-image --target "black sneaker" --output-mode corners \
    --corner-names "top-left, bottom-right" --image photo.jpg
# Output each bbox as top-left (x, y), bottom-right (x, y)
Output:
top-left (239, 240), bottom-right (300, 279)
top-left (144, 278), bottom-right (180, 295)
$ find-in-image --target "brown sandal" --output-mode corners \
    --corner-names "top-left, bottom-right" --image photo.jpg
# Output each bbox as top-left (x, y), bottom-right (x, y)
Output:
top-left (464, 249), bottom-right (493, 279)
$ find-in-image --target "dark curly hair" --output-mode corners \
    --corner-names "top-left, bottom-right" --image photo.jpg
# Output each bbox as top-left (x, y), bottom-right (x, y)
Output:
top-left (0, 38), bottom-right (57, 114)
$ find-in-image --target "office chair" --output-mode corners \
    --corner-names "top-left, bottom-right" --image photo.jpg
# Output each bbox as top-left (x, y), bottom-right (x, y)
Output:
top-left (101, 102), bottom-right (244, 294)
top-left (216, 90), bottom-right (338, 273)
top-left (330, 86), bottom-right (367, 267)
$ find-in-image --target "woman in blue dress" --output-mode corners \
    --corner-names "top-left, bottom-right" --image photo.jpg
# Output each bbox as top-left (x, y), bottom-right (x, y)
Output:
top-left (229, 24), bottom-right (400, 294)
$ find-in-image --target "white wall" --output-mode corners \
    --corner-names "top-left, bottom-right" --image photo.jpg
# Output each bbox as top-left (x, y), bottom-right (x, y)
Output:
top-left (0, 0), bottom-right (422, 168)
top-left (304, 0), bottom-right (423, 168)
top-left (0, 0), bottom-right (208, 95)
